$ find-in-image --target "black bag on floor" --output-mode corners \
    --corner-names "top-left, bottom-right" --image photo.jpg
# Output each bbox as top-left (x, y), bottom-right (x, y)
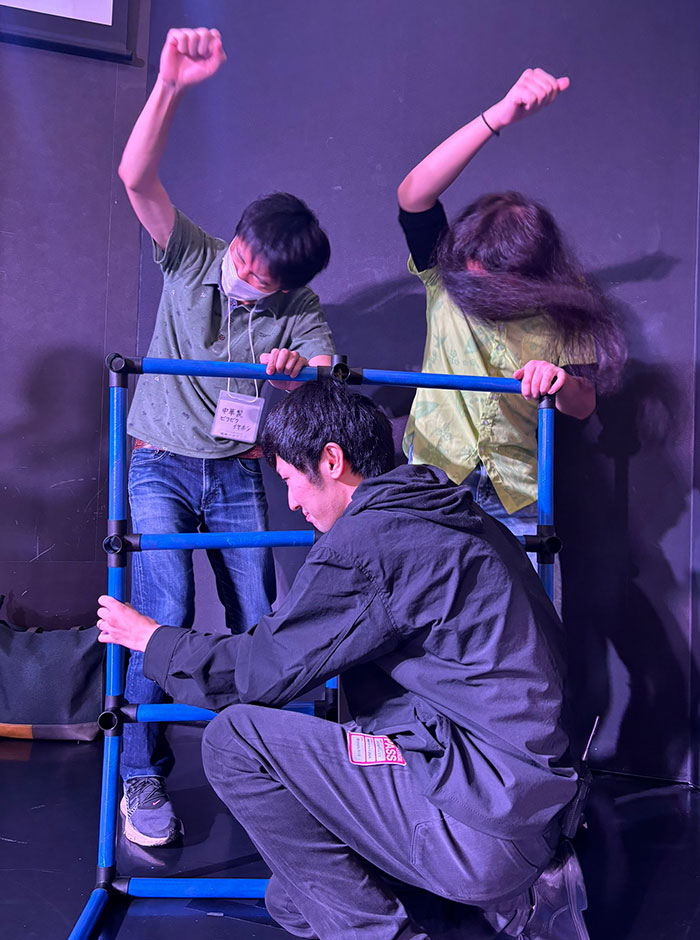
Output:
top-left (0, 597), bottom-right (104, 741)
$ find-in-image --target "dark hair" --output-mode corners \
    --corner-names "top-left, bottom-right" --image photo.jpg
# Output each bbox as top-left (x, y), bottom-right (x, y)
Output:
top-left (436, 191), bottom-right (626, 393)
top-left (261, 379), bottom-right (394, 479)
top-left (235, 192), bottom-right (330, 289)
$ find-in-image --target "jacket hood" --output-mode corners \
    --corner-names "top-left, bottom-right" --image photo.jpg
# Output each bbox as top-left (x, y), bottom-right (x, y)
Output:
top-left (346, 464), bottom-right (484, 535)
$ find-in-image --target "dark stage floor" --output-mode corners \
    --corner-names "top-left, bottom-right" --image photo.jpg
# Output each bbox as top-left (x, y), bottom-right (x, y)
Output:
top-left (2, 726), bottom-right (699, 940)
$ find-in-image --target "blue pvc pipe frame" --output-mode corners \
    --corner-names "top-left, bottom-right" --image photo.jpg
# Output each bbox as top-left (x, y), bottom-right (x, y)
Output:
top-left (68, 357), bottom-right (556, 938)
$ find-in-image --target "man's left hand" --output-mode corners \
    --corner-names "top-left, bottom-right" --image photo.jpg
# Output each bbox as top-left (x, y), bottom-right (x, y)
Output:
top-left (260, 348), bottom-right (308, 391)
top-left (97, 596), bottom-right (161, 652)
top-left (514, 359), bottom-right (567, 401)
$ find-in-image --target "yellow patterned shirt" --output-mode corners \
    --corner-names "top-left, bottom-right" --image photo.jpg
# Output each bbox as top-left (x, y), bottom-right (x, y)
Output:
top-left (403, 259), bottom-right (595, 514)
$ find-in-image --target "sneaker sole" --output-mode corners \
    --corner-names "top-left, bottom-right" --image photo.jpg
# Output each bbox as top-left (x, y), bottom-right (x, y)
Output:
top-left (519, 842), bottom-right (591, 940)
top-left (559, 842), bottom-right (590, 940)
top-left (119, 795), bottom-right (183, 847)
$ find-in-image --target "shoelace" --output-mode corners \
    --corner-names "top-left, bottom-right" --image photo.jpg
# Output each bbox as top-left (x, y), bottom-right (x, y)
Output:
top-left (128, 776), bottom-right (166, 807)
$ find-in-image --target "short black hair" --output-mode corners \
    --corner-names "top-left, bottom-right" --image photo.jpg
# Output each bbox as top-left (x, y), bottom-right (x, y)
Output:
top-left (235, 192), bottom-right (331, 289)
top-left (261, 379), bottom-right (394, 479)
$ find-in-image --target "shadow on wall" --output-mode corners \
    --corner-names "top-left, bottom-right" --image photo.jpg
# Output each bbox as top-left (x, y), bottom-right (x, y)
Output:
top-left (558, 251), bottom-right (697, 785)
top-left (324, 274), bottom-right (427, 455)
top-left (1, 347), bottom-right (108, 628)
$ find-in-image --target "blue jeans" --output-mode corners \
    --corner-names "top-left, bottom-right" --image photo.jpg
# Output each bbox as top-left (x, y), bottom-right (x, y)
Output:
top-left (121, 448), bottom-right (276, 781)
top-left (463, 463), bottom-right (561, 610)
top-left (462, 463), bottom-right (537, 544)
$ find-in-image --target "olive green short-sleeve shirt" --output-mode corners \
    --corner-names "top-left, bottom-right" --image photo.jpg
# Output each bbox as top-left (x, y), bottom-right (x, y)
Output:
top-left (403, 259), bottom-right (595, 514)
top-left (127, 210), bottom-right (335, 458)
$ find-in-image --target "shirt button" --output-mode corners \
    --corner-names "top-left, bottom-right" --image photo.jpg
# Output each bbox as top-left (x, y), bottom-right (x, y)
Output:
top-left (218, 334), bottom-right (225, 341)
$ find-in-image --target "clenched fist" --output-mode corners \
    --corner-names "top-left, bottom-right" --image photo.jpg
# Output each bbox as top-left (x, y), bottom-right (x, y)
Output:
top-left (159, 27), bottom-right (227, 89)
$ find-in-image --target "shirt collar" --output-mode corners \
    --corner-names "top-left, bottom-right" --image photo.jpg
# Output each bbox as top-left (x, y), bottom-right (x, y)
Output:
top-left (204, 246), bottom-right (285, 317)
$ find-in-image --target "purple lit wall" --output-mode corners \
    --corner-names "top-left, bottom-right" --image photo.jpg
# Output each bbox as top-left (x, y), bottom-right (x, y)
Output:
top-left (1, 0), bottom-right (699, 785)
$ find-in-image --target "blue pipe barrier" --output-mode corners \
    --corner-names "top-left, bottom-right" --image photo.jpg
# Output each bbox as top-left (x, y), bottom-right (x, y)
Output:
top-left (141, 358), bottom-right (291, 381)
top-left (66, 354), bottom-right (558, 940)
top-left (137, 704), bottom-right (217, 722)
top-left (96, 735), bottom-right (121, 871)
top-left (137, 356), bottom-right (523, 395)
top-left (537, 400), bottom-right (555, 528)
top-left (134, 701), bottom-right (315, 723)
top-left (94, 383), bottom-right (129, 880)
top-left (361, 368), bottom-right (521, 394)
top-left (108, 384), bottom-right (128, 523)
top-left (125, 877), bottom-right (269, 899)
top-left (67, 888), bottom-right (110, 940)
top-left (139, 530), bottom-right (315, 551)
top-left (537, 398), bottom-right (556, 599)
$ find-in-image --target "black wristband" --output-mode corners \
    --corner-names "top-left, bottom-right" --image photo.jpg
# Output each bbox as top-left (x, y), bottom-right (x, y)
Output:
top-left (480, 112), bottom-right (500, 137)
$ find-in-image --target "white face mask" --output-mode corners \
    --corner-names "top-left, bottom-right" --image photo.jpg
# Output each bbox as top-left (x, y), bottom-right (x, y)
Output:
top-left (221, 248), bottom-right (276, 302)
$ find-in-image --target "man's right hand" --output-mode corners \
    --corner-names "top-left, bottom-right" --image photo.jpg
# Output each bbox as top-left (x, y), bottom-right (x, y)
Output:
top-left (97, 595), bottom-right (162, 653)
top-left (159, 27), bottom-right (227, 90)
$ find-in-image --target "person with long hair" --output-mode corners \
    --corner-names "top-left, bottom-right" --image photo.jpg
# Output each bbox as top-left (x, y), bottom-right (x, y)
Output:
top-left (397, 68), bottom-right (625, 540)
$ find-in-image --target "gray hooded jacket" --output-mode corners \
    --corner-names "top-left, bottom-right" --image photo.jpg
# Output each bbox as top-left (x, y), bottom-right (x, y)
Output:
top-left (144, 463), bottom-right (577, 838)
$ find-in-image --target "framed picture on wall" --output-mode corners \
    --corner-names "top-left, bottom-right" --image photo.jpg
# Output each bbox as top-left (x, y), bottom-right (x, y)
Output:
top-left (0, 0), bottom-right (132, 61)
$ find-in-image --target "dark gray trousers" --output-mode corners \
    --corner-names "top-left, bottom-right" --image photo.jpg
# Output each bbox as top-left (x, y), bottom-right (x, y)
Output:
top-left (201, 704), bottom-right (558, 940)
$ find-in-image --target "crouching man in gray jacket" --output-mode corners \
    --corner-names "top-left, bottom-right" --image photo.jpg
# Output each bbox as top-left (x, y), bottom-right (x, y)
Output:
top-left (97, 378), bottom-right (590, 940)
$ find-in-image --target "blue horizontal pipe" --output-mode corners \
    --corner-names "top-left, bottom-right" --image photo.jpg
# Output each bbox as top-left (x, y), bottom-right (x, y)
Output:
top-left (127, 877), bottom-right (269, 898)
top-left (140, 357), bottom-right (521, 394)
top-left (142, 358), bottom-right (314, 382)
top-left (137, 704), bottom-right (217, 722)
top-left (361, 368), bottom-right (521, 394)
top-left (135, 701), bottom-right (315, 723)
top-left (139, 531), bottom-right (315, 551)
top-left (67, 888), bottom-right (109, 940)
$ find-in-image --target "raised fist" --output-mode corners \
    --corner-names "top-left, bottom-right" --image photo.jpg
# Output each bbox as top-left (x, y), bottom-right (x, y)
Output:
top-left (489, 68), bottom-right (570, 131)
top-left (159, 27), bottom-right (227, 88)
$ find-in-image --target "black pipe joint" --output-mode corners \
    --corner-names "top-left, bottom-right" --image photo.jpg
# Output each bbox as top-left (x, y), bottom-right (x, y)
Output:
top-left (97, 708), bottom-right (122, 737)
top-left (318, 355), bottom-right (364, 385)
top-left (103, 532), bottom-right (141, 567)
top-left (523, 533), bottom-right (563, 556)
top-left (96, 866), bottom-right (116, 889)
top-left (98, 699), bottom-right (139, 735)
top-left (105, 352), bottom-right (143, 378)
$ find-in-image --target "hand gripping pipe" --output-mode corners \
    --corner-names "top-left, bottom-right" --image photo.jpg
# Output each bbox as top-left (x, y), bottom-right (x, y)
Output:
top-left (67, 354), bottom-right (559, 939)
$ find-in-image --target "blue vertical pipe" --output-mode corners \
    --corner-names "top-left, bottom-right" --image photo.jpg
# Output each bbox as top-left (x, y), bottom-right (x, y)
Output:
top-left (66, 888), bottom-right (109, 940)
top-left (97, 734), bottom-right (122, 870)
top-left (537, 399), bottom-right (555, 599)
top-left (97, 382), bottom-right (128, 871)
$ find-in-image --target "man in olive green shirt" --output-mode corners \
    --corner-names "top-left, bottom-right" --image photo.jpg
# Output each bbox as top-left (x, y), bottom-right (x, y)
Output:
top-left (117, 26), bottom-right (335, 847)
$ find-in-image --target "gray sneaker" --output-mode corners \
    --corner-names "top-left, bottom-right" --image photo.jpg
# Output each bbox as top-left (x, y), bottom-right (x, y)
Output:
top-left (120, 776), bottom-right (182, 847)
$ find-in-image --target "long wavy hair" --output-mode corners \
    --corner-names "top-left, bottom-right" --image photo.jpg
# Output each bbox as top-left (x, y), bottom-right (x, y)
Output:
top-left (436, 192), bottom-right (626, 393)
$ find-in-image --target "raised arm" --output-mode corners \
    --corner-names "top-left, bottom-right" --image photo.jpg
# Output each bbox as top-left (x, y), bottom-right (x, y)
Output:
top-left (397, 68), bottom-right (570, 212)
top-left (118, 27), bottom-right (227, 249)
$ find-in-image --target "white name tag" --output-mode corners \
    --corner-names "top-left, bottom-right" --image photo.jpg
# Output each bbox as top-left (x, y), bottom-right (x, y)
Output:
top-left (347, 732), bottom-right (406, 766)
top-left (211, 391), bottom-right (264, 444)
